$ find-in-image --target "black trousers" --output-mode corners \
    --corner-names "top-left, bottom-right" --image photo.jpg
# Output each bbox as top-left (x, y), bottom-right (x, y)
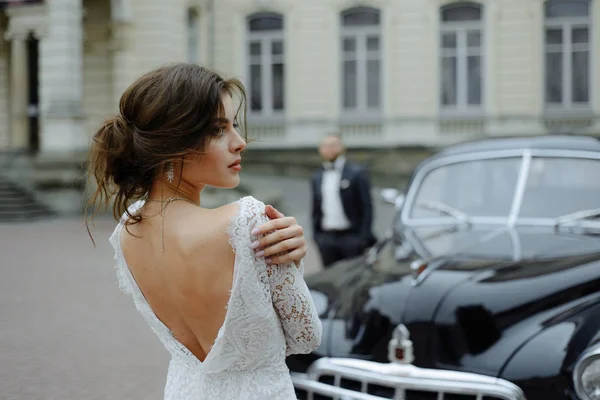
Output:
top-left (314, 229), bottom-right (366, 268)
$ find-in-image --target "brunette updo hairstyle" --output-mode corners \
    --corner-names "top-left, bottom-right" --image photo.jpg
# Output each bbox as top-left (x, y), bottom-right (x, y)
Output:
top-left (85, 63), bottom-right (247, 228)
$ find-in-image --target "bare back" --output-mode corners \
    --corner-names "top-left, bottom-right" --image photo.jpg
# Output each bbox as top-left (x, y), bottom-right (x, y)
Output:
top-left (120, 201), bottom-right (239, 362)
top-left (110, 196), bottom-right (322, 399)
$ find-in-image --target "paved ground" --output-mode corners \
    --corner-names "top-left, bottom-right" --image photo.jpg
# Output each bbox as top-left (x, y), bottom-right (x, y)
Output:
top-left (0, 173), bottom-right (397, 399)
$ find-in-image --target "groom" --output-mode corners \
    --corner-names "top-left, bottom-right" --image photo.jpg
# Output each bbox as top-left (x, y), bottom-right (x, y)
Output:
top-left (310, 134), bottom-right (376, 268)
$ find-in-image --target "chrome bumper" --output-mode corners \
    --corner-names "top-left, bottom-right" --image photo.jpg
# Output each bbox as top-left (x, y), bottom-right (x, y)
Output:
top-left (291, 357), bottom-right (526, 400)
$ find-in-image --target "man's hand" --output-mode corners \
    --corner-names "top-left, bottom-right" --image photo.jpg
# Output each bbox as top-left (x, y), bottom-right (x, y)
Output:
top-left (251, 205), bottom-right (307, 267)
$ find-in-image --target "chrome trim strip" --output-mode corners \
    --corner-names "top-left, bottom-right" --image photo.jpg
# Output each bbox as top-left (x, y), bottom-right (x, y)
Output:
top-left (507, 227), bottom-right (521, 261)
top-left (507, 149), bottom-right (531, 227)
top-left (292, 358), bottom-right (526, 400)
top-left (403, 217), bottom-right (508, 226)
top-left (292, 373), bottom-right (384, 400)
top-left (529, 149), bottom-right (600, 159)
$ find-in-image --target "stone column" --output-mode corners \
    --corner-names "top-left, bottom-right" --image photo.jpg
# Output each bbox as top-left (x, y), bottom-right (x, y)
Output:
top-left (7, 34), bottom-right (28, 150)
top-left (109, 0), bottom-right (133, 106)
top-left (4, 2), bottom-right (48, 152)
top-left (109, 22), bottom-right (135, 107)
top-left (38, 0), bottom-right (85, 154)
top-left (0, 18), bottom-right (12, 150)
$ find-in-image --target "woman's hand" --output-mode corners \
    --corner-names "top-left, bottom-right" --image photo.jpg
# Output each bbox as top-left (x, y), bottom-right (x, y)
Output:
top-left (251, 205), bottom-right (307, 267)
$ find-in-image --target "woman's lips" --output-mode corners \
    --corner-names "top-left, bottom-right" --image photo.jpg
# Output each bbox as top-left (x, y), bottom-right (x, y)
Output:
top-left (229, 160), bottom-right (241, 171)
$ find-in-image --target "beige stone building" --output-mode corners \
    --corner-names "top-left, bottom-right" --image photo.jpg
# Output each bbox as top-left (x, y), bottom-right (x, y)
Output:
top-left (0, 0), bottom-right (599, 157)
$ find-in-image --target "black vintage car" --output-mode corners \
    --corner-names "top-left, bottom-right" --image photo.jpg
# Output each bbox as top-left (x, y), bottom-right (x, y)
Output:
top-left (289, 135), bottom-right (600, 400)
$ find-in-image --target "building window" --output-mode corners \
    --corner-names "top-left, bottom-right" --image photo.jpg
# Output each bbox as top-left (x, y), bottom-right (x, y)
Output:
top-left (246, 12), bottom-right (284, 116)
top-left (187, 8), bottom-right (199, 64)
top-left (544, 0), bottom-right (590, 110)
top-left (440, 2), bottom-right (484, 112)
top-left (341, 7), bottom-right (382, 114)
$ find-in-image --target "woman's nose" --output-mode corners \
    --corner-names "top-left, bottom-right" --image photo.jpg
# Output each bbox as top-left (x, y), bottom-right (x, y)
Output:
top-left (232, 133), bottom-right (246, 153)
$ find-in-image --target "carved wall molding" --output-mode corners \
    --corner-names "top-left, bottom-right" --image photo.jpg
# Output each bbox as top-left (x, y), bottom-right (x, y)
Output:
top-left (0, 13), bottom-right (6, 52)
top-left (4, 4), bottom-right (49, 41)
top-left (83, 21), bottom-right (112, 51)
top-left (110, 0), bottom-right (132, 23)
top-left (186, 0), bottom-right (209, 9)
top-left (107, 21), bottom-right (131, 51)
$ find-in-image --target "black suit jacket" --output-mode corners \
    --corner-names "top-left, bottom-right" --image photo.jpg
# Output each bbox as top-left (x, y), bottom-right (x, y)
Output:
top-left (311, 161), bottom-right (376, 249)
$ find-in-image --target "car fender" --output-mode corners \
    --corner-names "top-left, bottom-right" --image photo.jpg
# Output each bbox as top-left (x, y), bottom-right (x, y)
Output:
top-left (499, 295), bottom-right (600, 398)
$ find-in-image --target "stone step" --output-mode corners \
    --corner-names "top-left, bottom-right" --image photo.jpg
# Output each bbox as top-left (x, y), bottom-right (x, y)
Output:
top-left (0, 175), bottom-right (56, 222)
top-left (32, 169), bottom-right (85, 188)
top-left (0, 187), bottom-right (37, 200)
top-left (0, 205), bottom-right (51, 214)
top-left (0, 200), bottom-right (42, 209)
top-left (0, 190), bottom-right (26, 198)
top-left (0, 209), bottom-right (54, 222)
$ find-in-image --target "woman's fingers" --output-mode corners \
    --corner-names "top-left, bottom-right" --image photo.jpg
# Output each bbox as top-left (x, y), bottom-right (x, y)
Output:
top-left (252, 216), bottom-right (298, 237)
top-left (256, 237), bottom-right (304, 258)
top-left (251, 209), bottom-right (307, 265)
top-left (252, 224), bottom-right (303, 249)
top-left (267, 246), bottom-right (308, 265)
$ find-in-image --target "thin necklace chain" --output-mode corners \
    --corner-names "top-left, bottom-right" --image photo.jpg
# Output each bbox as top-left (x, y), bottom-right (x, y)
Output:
top-left (146, 196), bottom-right (199, 252)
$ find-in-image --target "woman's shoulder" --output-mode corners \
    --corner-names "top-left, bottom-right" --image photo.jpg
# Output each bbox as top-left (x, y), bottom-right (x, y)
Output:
top-left (177, 196), bottom-right (267, 254)
top-left (208, 195), bottom-right (267, 221)
top-left (227, 195), bottom-right (264, 208)
top-left (197, 195), bottom-right (265, 220)
top-left (218, 195), bottom-right (268, 236)
top-left (229, 195), bottom-right (266, 215)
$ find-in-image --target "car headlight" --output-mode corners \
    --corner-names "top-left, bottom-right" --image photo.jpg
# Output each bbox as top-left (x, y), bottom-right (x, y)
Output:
top-left (574, 343), bottom-right (600, 400)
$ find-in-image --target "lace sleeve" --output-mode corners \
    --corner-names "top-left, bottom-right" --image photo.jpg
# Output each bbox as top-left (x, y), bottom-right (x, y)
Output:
top-left (266, 254), bottom-right (322, 356)
top-left (231, 196), bottom-right (322, 356)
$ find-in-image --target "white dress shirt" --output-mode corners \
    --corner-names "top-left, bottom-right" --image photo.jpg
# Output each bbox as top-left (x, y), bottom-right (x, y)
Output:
top-left (321, 156), bottom-right (352, 231)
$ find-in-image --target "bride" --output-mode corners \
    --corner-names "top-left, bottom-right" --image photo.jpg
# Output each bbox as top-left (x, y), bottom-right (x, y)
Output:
top-left (86, 63), bottom-right (322, 399)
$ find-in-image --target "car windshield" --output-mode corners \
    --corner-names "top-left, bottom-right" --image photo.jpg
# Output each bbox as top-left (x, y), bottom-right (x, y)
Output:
top-left (408, 155), bottom-right (600, 223)
top-left (520, 157), bottom-right (600, 218)
top-left (409, 157), bottom-right (521, 219)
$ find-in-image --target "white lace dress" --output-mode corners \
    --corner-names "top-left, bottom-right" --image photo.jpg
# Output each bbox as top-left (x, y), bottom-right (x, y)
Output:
top-left (109, 196), bottom-right (322, 400)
